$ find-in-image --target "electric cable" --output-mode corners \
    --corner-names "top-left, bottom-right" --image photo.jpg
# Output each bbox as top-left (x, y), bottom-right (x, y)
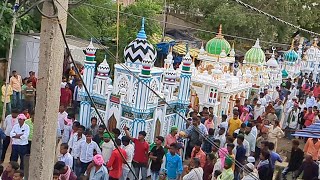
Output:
top-left (83, 2), bottom-right (292, 47)
top-left (231, 0), bottom-right (320, 36)
top-left (54, 1), bottom-right (260, 179)
top-left (33, 0), bottom-right (139, 179)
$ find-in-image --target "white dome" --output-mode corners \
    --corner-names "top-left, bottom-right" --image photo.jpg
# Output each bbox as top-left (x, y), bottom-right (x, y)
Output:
top-left (97, 57), bottom-right (110, 76)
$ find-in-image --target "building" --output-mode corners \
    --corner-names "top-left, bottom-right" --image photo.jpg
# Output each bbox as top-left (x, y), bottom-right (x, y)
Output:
top-left (79, 18), bottom-right (192, 142)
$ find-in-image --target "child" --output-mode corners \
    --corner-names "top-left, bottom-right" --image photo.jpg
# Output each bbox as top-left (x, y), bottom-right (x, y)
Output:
top-left (12, 170), bottom-right (24, 180)
top-left (53, 169), bottom-right (60, 180)
top-left (58, 143), bottom-right (73, 168)
top-left (2, 161), bottom-right (19, 179)
top-left (22, 108), bottom-right (30, 119)
top-left (202, 128), bottom-right (215, 154)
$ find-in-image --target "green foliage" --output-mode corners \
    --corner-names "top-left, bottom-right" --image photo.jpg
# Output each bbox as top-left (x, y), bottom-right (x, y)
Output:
top-left (168, 0), bottom-right (320, 48)
top-left (67, 0), bottom-right (162, 67)
top-left (0, 1), bottom-right (35, 57)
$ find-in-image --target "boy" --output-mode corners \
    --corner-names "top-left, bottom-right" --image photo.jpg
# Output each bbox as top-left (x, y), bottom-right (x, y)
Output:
top-left (22, 80), bottom-right (36, 113)
top-left (58, 143), bottom-right (73, 168)
top-left (13, 170), bottom-right (24, 180)
top-left (101, 132), bottom-right (115, 163)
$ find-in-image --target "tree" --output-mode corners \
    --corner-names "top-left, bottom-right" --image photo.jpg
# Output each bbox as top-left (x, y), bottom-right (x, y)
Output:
top-left (0, 1), bottom-right (35, 57)
top-left (67, 0), bottom-right (162, 67)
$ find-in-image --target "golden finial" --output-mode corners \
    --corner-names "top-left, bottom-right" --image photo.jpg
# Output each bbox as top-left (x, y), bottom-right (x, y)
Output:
top-left (216, 24), bottom-right (223, 38)
top-left (290, 39), bottom-right (295, 49)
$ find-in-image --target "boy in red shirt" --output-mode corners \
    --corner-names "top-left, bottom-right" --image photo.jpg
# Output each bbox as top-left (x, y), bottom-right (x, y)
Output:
top-left (107, 139), bottom-right (127, 180)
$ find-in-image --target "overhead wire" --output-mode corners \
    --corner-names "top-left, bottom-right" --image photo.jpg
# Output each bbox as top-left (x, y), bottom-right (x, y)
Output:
top-left (82, 2), bottom-right (292, 47)
top-left (232, 0), bottom-right (320, 37)
top-left (54, 1), bottom-right (260, 179)
top-left (29, 0), bottom-right (139, 179)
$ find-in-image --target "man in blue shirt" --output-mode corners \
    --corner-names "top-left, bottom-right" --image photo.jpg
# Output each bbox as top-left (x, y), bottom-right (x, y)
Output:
top-left (165, 143), bottom-right (183, 180)
top-left (268, 142), bottom-right (282, 177)
top-left (235, 134), bottom-right (246, 180)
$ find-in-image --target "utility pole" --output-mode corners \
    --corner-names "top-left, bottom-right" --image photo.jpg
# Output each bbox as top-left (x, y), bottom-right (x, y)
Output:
top-left (1, 0), bottom-right (19, 125)
top-left (28, 0), bottom-right (68, 179)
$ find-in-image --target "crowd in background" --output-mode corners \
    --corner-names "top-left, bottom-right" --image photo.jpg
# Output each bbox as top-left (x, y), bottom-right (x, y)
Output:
top-left (0, 70), bottom-right (320, 180)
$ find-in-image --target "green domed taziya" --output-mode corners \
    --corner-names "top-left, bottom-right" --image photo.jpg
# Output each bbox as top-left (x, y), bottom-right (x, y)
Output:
top-left (205, 25), bottom-right (231, 55)
top-left (244, 39), bottom-right (266, 65)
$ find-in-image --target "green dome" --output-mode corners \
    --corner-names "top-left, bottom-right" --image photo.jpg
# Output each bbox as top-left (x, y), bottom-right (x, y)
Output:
top-left (282, 69), bottom-right (288, 78)
top-left (205, 25), bottom-right (231, 55)
top-left (244, 39), bottom-right (266, 65)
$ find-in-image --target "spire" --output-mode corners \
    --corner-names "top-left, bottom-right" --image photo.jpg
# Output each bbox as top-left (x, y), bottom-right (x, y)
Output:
top-left (136, 17), bottom-right (147, 39)
top-left (290, 39), bottom-right (295, 49)
top-left (253, 38), bottom-right (261, 48)
top-left (85, 38), bottom-right (97, 61)
top-left (271, 46), bottom-right (275, 58)
top-left (230, 43), bottom-right (235, 57)
top-left (199, 41), bottom-right (205, 54)
top-left (141, 52), bottom-right (153, 77)
top-left (313, 38), bottom-right (318, 47)
top-left (185, 42), bottom-right (189, 53)
top-left (216, 24), bottom-right (223, 38)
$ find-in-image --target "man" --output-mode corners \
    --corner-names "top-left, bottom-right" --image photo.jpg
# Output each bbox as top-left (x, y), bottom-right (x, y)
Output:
top-left (285, 103), bottom-right (299, 139)
top-left (313, 82), bottom-right (320, 98)
top-left (77, 130), bottom-right (101, 176)
top-left (22, 80), bottom-right (36, 113)
top-left (272, 87), bottom-right (280, 101)
top-left (9, 70), bottom-right (22, 110)
top-left (235, 99), bottom-right (244, 116)
top-left (182, 157), bottom-right (203, 180)
top-left (263, 89), bottom-right (272, 104)
top-left (244, 123), bottom-right (256, 156)
top-left (58, 105), bottom-right (68, 133)
top-left (12, 170), bottom-right (24, 180)
top-left (93, 125), bottom-right (106, 148)
top-left (1, 109), bottom-right (19, 163)
top-left (298, 98), bottom-right (306, 113)
top-left (259, 92), bottom-right (267, 106)
top-left (306, 92), bottom-right (316, 108)
top-left (10, 114), bottom-right (30, 170)
top-left (190, 141), bottom-right (206, 168)
top-left (107, 139), bottom-right (127, 180)
top-left (253, 100), bottom-right (265, 120)
top-left (216, 156), bottom-right (234, 180)
top-left (303, 137), bottom-right (320, 161)
top-left (234, 134), bottom-right (246, 180)
top-left (282, 139), bottom-right (304, 180)
top-left (165, 143), bottom-right (183, 180)
top-left (89, 117), bottom-right (99, 136)
top-left (1, 82), bottom-right (13, 115)
top-left (101, 132), bottom-right (115, 163)
top-left (268, 142), bottom-right (282, 177)
top-left (54, 161), bottom-right (77, 180)
top-left (149, 136), bottom-right (165, 180)
top-left (68, 125), bottom-right (85, 176)
top-left (86, 154), bottom-right (108, 180)
top-left (28, 71), bottom-right (37, 89)
top-left (186, 117), bottom-right (208, 158)
top-left (214, 127), bottom-right (226, 148)
top-left (72, 80), bottom-right (83, 114)
top-left (124, 127), bottom-right (149, 180)
top-left (58, 143), bottom-right (73, 168)
top-left (228, 111), bottom-right (242, 136)
top-left (120, 136), bottom-right (134, 180)
top-left (24, 114), bottom-right (34, 154)
top-left (294, 154), bottom-right (319, 180)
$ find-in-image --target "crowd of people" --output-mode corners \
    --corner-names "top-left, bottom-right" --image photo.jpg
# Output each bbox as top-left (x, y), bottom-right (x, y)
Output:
top-left (0, 70), bottom-right (320, 180)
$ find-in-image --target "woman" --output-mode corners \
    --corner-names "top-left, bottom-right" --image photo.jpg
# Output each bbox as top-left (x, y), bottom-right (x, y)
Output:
top-left (267, 121), bottom-right (284, 152)
top-left (203, 154), bottom-right (216, 180)
top-left (257, 150), bottom-right (272, 180)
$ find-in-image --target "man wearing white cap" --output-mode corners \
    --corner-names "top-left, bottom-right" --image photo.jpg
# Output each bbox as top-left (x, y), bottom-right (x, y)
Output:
top-left (253, 100), bottom-right (265, 121)
top-left (242, 163), bottom-right (258, 180)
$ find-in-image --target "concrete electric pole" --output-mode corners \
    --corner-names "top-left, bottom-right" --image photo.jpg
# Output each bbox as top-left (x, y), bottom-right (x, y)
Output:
top-left (28, 0), bottom-right (68, 179)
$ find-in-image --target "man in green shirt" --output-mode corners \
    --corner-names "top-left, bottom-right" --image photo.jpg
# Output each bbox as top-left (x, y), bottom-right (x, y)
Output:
top-left (25, 116), bottom-right (34, 154)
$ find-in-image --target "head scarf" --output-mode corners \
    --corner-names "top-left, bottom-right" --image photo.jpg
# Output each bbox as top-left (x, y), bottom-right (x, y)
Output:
top-left (17, 114), bottom-right (27, 120)
top-left (225, 155), bottom-right (233, 167)
top-left (170, 126), bottom-right (178, 133)
top-left (93, 154), bottom-right (104, 166)
top-left (218, 148), bottom-right (228, 167)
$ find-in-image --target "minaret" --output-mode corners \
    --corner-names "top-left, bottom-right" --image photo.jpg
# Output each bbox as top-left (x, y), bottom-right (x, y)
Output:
top-left (131, 54), bottom-right (154, 138)
top-left (176, 44), bottom-right (192, 130)
top-left (95, 55), bottom-right (112, 96)
top-left (163, 49), bottom-right (177, 101)
top-left (80, 40), bottom-right (96, 127)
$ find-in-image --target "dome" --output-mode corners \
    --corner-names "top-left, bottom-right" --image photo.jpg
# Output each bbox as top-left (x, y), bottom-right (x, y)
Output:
top-left (205, 25), bottom-right (231, 55)
top-left (282, 69), bottom-right (289, 78)
top-left (164, 51), bottom-right (177, 84)
top-left (284, 40), bottom-right (298, 63)
top-left (97, 55), bottom-right (110, 77)
top-left (124, 17), bottom-right (157, 64)
top-left (266, 48), bottom-right (279, 68)
top-left (199, 42), bottom-right (206, 55)
top-left (244, 39), bottom-right (266, 65)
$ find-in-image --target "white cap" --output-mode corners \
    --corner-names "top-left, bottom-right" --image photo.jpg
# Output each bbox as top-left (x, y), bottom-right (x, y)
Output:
top-left (247, 156), bottom-right (255, 163)
top-left (245, 163), bottom-right (255, 171)
top-left (257, 100), bottom-right (262, 104)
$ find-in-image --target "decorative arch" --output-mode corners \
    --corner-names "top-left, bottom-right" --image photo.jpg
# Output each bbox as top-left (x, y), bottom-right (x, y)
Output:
top-left (148, 79), bottom-right (159, 104)
top-left (107, 113), bottom-right (117, 131)
top-left (154, 119), bottom-right (161, 141)
top-left (117, 75), bottom-right (129, 101)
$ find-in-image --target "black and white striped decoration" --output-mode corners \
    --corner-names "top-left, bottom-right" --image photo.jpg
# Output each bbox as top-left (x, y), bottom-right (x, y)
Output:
top-left (124, 39), bottom-right (157, 64)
